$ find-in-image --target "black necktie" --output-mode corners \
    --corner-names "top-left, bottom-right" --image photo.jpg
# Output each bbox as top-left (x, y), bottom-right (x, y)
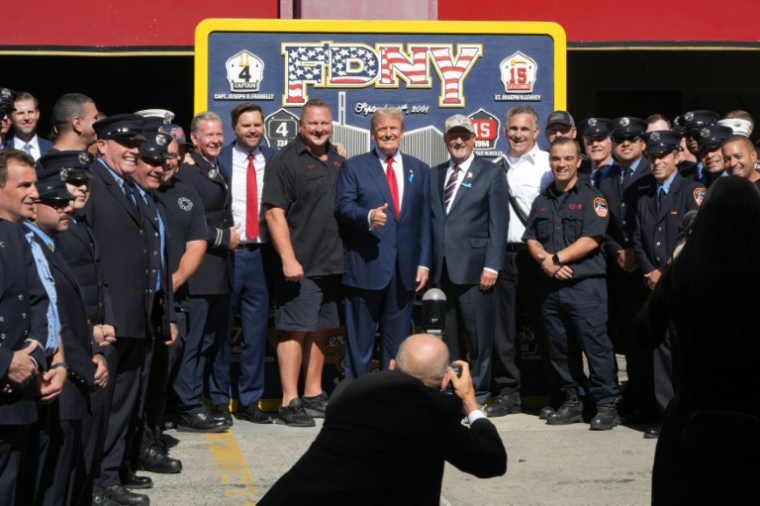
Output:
top-left (657, 187), bottom-right (664, 210)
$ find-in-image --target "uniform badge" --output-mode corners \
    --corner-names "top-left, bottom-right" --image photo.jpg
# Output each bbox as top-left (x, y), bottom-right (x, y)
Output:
top-left (693, 187), bottom-right (706, 205)
top-left (78, 152), bottom-right (90, 166)
top-left (593, 197), bottom-right (608, 217)
top-left (651, 132), bottom-right (660, 141)
top-left (685, 112), bottom-right (694, 122)
top-left (700, 127), bottom-right (710, 138)
top-left (588, 118), bottom-right (597, 127)
top-left (156, 134), bottom-right (167, 146)
top-left (1, 89), bottom-right (9, 99)
top-left (59, 168), bottom-right (69, 181)
top-left (620, 117), bottom-right (630, 127)
top-left (178, 197), bottom-right (192, 211)
top-left (735, 120), bottom-right (742, 128)
top-left (466, 172), bottom-right (473, 179)
top-left (208, 169), bottom-right (218, 179)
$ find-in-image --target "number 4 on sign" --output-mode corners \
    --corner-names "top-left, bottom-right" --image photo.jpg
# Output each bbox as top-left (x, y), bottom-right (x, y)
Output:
top-left (276, 122), bottom-right (289, 137)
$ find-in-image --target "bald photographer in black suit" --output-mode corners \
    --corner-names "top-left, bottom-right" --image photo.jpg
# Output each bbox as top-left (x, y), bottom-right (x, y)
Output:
top-left (258, 334), bottom-right (507, 506)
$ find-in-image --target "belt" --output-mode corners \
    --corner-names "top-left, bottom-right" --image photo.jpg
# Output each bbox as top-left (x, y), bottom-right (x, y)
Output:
top-left (506, 243), bottom-right (528, 252)
top-left (237, 242), bottom-right (263, 251)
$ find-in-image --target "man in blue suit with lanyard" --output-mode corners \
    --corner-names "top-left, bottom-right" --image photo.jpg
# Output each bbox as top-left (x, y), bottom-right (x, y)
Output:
top-left (215, 103), bottom-right (278, 424)
top-left (336, 108), bottom-right (431, 379)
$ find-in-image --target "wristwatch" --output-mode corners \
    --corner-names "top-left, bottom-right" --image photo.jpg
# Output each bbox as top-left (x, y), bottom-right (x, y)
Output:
top-left (552, 253), bottom-right (562, 266)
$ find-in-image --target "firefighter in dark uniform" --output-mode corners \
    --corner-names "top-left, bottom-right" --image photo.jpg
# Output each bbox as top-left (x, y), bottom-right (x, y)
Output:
top-left (81, 114), bottom-right (152, 506)
top-left (24, 163), bottom-right (109, 506)
top-left (633, 130), bottom-right (705, 438)
top-left (41, 150), bottom-right (118, 506)
top-left (694, 125), bottom-right (732, 184)
top-left (598, 119), bottom-right (658, 424)
top-left (577, 118), bottom-right (617, 188)
top-left (524, 137), bottom-right (620, 431)
top-left (679, 110), bottom-right (720, 184)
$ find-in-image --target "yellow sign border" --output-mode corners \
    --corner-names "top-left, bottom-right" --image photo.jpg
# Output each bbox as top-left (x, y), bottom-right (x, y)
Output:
top-left (194, 18), bottom-right (566, 116)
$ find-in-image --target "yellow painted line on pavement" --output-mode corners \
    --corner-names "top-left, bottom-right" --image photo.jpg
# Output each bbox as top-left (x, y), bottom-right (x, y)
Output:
top-left (206, 431), bottom-right (258, 505)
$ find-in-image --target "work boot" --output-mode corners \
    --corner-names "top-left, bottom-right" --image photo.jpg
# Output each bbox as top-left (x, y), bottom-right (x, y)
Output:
top-left (546, 390), bottom-right (584, 425)
top-left (138, 434), bottom-right (182, 473)
top-left (484, 392), bottom-right (522, 418)
top-left (590, 403), bottom-right (620, 431)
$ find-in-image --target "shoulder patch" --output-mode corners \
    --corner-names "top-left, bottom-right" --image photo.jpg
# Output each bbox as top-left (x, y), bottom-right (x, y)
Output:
top-left (178, 197), bottom-right (193, 211)
top-left (693, 187), bottom-right (706, 205)
top-left (593, 197), bottom-right (608, 217)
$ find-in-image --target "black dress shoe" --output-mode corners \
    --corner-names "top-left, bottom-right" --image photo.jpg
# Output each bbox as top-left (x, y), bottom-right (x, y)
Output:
top-left (212, 403), bottom-right (234, 426)
top-left (138, 438), bottom-right (182, 474)
top-left (484, 392), bottom-right (522, 418)
top-left (235, 403), bottom-right (276, 423)
top-left (119, 469), bottom-right (153, 489)
top-left (92, 490), bottom-right (121, 506)
top-left (276, 398), bottom-right (315, 427)
top-left (546, 391), bottom-right (584, 425)
top-left (102, 484), bottom-right (150, 506)
top-left (538, 406), bottom-right (555, 420)
top-left (590, 403), bottom-right (620, 431)
top-left (177, 411), bottom-right (229, 433)
top-left (301, 392), bottom-right (329, 418)
top-left (644, 426), bottom-right (660, 439)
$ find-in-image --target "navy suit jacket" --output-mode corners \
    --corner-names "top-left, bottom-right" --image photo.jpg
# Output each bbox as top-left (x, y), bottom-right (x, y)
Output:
top-left (335, 150), bottom-right (431, 291)
top-left (633, 173), bottom-right (704, 274)
top-left (81, 161), bottom-right (150, 339)
top-left (0, 220), bottom-right (50, 425)
top-left (217, 141), bottom-right (277, 183)
top-left (430, 156), bottom-right (509, 285)
top-left (7, 135), bottom-right (52, 157)
top-left (32, 233), bottom-right (94, 421)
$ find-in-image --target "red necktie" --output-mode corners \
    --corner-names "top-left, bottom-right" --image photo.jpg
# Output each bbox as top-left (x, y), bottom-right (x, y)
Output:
top-left (246, 154), bottom-right (259, 240)
top-left (386, 156), bottom-right (400, 220)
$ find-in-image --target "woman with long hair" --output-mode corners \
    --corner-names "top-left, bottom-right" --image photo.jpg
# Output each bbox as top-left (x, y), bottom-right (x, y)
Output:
top-left (635, 176), bottom-right (760, 504)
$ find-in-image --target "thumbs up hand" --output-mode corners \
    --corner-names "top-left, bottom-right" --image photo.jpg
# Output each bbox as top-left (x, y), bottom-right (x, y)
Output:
top-left (370, 203), bottom-right (389, 228)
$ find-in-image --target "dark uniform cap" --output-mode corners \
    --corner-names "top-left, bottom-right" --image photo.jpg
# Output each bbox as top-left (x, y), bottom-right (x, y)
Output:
top-left (579, 118), bottom-right (612, 138)
top-left (141, 132), bottom-right (173, 160)
top-left (643, 130), bottom-right (682, 155)
top-left (35, 163), bottom-right (76, 203)
top-left (682, 110), bottom-right (720, 133)
top-left (611, 117), bottom-right (647, 138)
top-left (695, 125), bottom-right (733, 150)
top-left (142, 116), bottom-right (166, 133)
top-left (161, 123), bottom-right (189, 145)
top-left (672, 115), bottom-right (684, 134)
top-left (0, 87), bottom-right (17, 115)
top-left (93, 114), bottom-right (148, 142)
top-left (36, 150), bottom-right (95, 183)
top-left (546, 110), bottom-right (575, 128)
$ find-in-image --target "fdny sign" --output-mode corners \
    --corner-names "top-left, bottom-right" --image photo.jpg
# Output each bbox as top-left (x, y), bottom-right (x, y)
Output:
top-left (196, 19), bottom-right (566, 163)
top-left (281, 42), bottom-right (481, 107)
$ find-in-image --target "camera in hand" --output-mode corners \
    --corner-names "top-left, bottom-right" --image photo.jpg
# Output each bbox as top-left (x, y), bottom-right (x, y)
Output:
top-left (446, 363), bottom-right (462, 394)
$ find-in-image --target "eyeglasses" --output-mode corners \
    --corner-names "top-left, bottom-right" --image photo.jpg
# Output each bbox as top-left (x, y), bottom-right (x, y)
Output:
top-left (447, 132), bottom-right (474, 141)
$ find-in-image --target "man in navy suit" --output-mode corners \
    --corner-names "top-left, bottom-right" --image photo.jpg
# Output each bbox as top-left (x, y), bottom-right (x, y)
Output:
top-left (8, 92), bottom-right (52, 160)
top-left (336, 108), bottom-right (431, 378)
top-left (430, 115), bottom-right (509, 406)
top-left (215, 103), bottom-right (277, 424)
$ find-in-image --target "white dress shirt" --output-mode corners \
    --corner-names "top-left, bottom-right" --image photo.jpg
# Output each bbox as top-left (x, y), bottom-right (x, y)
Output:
top-left (231, 144), bottom-right (268, 243)
top-left (500, 144), bottom-right (553, 244)
top-left (12, 134), bottom-right (42, 161)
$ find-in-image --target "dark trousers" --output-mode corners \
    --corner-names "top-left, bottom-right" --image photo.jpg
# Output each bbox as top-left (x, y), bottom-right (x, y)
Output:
top-left (34, 406), bottom-right (81, 506)
top-left (344, 263), bottom-right (414, 379)
top-left (210, 246), bottom-right (270, 407)
top-left (97, 337), bottom-right (153, 488)
top-left (493, 248), bottom-right (558, 397)
top-left (144, 315), bottom-right (183, 432)
top-left (654, 327), bottom-right (676, 414)
top-left (441, 264), bottom-right (495, 405)
top-left (0, 425), bottom-right (23, 506)
top-left (607, 266), bottom-right (656, 415)
top-left (74, 347), bottom-right (116, 506)
top-left (174, 294), bottom-right (229, 415)
top-left (539, 277), bottom-right (619, 406)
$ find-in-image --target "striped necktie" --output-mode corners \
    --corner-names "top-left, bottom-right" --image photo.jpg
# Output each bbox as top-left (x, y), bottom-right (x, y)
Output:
top-left (444, 165), bottom-right (460, 213)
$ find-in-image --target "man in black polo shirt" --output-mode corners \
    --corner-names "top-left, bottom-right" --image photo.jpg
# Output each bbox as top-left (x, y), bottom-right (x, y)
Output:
top-left (263, 99), bottom-right (345, 428)
top-left (524, 137), bottom-right (620, 431)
